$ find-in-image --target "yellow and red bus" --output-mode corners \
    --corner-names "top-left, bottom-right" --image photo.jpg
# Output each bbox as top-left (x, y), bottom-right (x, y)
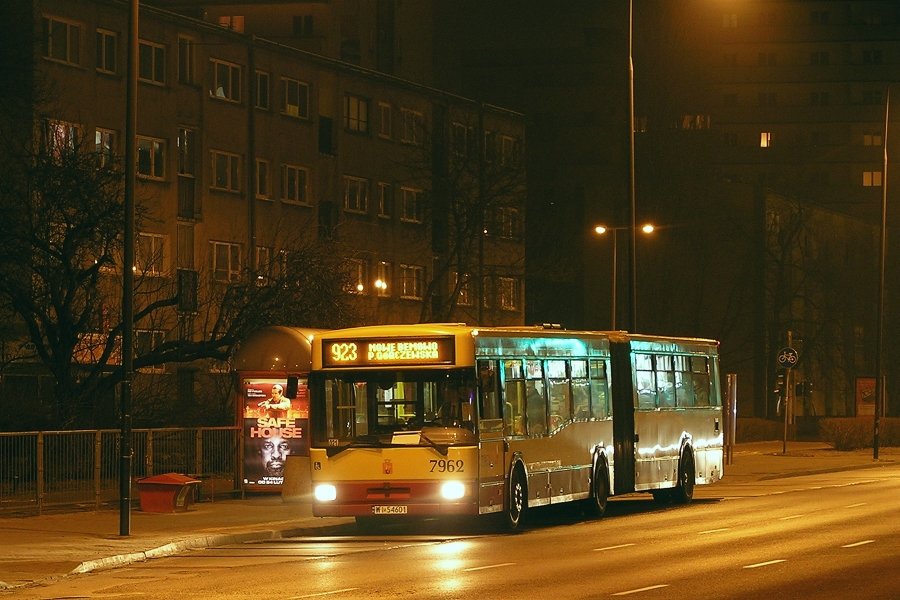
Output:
top-left (308, 324), bottom-right (723, 529)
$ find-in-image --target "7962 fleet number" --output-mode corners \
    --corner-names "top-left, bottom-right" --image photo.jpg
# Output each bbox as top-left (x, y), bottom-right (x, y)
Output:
top-left (430, 459), bottom-right (464, 473)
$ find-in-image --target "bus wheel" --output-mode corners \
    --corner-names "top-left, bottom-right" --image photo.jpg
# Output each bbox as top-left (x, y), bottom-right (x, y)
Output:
top-left (507, 467), bottom-right (527, 530)
top-left (671, 450), bottom-right (695, 505)
top-left (584, 459), bottom-right (608, 519)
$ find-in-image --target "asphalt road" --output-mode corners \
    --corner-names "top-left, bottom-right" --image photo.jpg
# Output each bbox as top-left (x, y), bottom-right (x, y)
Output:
top-left (12, 465), bottom-right (900, 600)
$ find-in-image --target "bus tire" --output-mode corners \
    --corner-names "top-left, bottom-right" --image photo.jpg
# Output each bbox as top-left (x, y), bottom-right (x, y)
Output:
top-left (671, 449), bottom-right (695, 505)
top-left (584, 459), bottom-right (609, 519)
top-left (507, 466), bottom-right (527, 530)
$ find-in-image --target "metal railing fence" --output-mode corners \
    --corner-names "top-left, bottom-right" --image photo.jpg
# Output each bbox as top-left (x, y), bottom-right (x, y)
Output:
top-left (0, 427), bottom-right (242, 515)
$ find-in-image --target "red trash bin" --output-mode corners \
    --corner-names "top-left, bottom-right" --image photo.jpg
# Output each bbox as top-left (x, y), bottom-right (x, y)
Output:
top-left (137, 473), bottom-right (201, 513)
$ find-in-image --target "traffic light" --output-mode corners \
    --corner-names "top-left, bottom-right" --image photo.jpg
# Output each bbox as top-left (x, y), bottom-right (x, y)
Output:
top-left (773, 372), bottom-right (786, 394)
top-left (795, 381), bottom-right (812, 397)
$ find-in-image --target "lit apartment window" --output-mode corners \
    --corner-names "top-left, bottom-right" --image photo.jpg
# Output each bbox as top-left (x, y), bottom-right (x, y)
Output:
top-left (375, 261), bottom-right (391, 297)
top-left (400, 108), bottom-right (424, 145)
top-left (177, 128), bottom-right (195, 176)
top-left (210, 240), bottom-right (242, 282)
top-left (95, 128), bottom-right (116, 166)
top-left (452, 271), bottom-right (473, 306)
top-left (293, 15), bottom-right (313, 36)
top-left (218, 15), bottom-right (245, 32)
top-left (345, 259), bottom-right (367, 294)
top-left (400, 264), bottom-right (424, 299)
top-left (864, 133), bottom-right (883, 146)
top-left (377, 182), bottom-right (392, 218)
top-left (344, 176), bottom-right (368, 212)
top-left (255, 71), bottom-right (270, 109)
top-left (500, 277), bottom-right (522, 311)
top-left (501, 135), bottom-right (520, 166)
top-left (136, 232), bottom-right (166, 276)
top-left (210, 59), bottom-right (241, 102)
top-left (211, 150), bottom-right (240, 191)
top-left (42, 16), bottom-right (81, 65)
top-left (137, 136), bottom-right (165, 179)
top-left (139, 40), bottom-right (165, 84)
top-left (256, 159), bottom-right (269, 199)
top-left (760, 132), bottom-right (772, 148)
top-left (96, 29), bottom-right (116, 74)
top-left (42, 120), bottom-right (80, 160)
top-left (255, 246), bottom-right (272, 277)
top-left (282, 164), bottom-right (309, 204)
top-left (282, 77), bottom-right (309, 118)
top-left (178, 37), bottom-right (195, 84)
top-left (379, 102), bottom-right (392, 138)
top-left (452, 122), bottom-right (473, 157)
top-left (400, 187), bottom-right (422, 223)
top-left (135, 329), bottom-right (164, 370)
top-left (344, 94), bottom-right (369, 132)
top-left (863, 171), bottom-right (883, 187)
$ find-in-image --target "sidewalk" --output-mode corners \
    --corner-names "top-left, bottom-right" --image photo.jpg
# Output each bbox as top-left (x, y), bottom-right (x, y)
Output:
top-left (1, 441), bottom-right (897, 592)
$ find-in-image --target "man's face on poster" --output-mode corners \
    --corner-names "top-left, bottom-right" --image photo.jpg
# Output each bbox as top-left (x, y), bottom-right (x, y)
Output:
top-left (260, 437), bottom-right (290, 476)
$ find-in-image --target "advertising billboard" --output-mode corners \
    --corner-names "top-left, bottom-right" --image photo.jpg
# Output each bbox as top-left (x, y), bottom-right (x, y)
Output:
top-left (242, 377), bottom-right (309, 488)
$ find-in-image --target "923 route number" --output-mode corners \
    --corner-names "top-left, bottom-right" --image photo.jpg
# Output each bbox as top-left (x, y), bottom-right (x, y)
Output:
top-left (430, 459), bottom-right (464, 473)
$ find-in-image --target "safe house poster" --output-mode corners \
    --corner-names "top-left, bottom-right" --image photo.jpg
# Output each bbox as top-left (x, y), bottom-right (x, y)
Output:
top-left (242, 377), bottom-right (309, 488)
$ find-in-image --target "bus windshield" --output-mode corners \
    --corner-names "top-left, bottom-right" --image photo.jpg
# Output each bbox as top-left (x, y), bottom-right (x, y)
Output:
top-left (310, 368), bottom-right (477, 451)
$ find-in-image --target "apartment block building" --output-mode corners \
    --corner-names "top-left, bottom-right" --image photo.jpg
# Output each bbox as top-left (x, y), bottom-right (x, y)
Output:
top-left (0, 0), bottom-right (525, 427)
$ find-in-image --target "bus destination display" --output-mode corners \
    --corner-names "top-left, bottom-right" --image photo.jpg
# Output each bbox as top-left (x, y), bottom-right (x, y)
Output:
top-left (323, 337), bottom-right (455, 367)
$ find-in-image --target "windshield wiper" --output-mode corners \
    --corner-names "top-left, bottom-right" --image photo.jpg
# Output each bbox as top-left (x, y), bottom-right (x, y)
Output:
top-left (415, 431), bottom-right (449, 456)
top-left (324, 435), bottom-right (384, 457)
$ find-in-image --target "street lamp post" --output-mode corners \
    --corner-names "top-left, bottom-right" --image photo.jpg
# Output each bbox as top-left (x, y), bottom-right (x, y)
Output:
top-left (595, 224), bottom-right (654, 331)
top-left (627, 0), bottom-right (637, 334)
top-left (875, 83), bottom-right (893, 459)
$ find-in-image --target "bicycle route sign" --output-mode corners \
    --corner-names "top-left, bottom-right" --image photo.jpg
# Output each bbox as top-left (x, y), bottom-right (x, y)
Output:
top-left (777, 347), bottom-right (799, 369)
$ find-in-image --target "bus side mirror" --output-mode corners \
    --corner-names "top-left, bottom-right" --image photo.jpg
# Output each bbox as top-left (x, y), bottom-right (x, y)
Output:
top-left (285, 376), bottom-right (299, 399)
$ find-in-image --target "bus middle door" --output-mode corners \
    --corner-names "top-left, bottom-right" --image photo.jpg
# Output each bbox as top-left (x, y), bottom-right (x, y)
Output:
top-left (477, 360), bottom-right (506, 514)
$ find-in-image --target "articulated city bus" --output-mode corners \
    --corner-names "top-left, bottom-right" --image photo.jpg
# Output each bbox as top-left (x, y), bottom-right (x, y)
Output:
top-left (308, 324), bottom-right (723, 529)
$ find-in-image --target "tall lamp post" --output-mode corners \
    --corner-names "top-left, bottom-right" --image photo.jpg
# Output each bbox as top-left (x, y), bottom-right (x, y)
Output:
top-left (627, 0), bottom-right (637, 333)
top-left (875, 83), bottom-right (893, 459)
top-left (594, 223), bottom-right (654, 330)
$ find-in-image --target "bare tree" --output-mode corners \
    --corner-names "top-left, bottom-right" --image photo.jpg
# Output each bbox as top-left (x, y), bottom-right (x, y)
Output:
top-left (396, 105), bottom-right (527, 324)
top-left (0, 125), bottom-right (358, 429)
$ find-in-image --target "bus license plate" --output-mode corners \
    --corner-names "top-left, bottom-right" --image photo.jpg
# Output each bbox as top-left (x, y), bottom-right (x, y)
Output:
top-left (372, 505), bottom-right (407, 515)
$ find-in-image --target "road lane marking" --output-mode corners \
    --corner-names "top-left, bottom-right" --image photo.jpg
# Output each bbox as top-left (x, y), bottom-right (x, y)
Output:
top-left (612, 584), bottom-right (669, 596)
top-left (594, 543), bottom-right (636, 552)
top-left (463, 562), bottom-right (515, 572)
top-left (744, 560), bottom-right (786, 569)
top-left (778, 514), bottom-right (804, 520)
top-left (289, 588), bottom-right (359, 598)
top-left (698, 528), bottom-right (730, 535)
top-left (844, 503), bottom-right (866, 508)
top-left (842, 540), bottom-right (875, 548)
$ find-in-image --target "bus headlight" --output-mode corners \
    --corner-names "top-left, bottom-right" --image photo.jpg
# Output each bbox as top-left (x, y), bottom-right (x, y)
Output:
top-left (441, 481), bottom-right (466, 500)
top-left (314, 484), bottom-right (337, 502)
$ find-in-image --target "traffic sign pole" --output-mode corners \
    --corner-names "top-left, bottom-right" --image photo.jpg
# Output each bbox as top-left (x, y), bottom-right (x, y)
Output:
top-left (778, 337), bottom-right (799, 455)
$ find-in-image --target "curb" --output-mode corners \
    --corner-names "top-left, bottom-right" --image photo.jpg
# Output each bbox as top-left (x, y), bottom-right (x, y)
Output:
top-left (0, 521), bottom-right (353, 592)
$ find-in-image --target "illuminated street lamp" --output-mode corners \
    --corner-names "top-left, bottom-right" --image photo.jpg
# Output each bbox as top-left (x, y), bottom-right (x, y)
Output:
top-left (594, 223), bottom-right (655, 330)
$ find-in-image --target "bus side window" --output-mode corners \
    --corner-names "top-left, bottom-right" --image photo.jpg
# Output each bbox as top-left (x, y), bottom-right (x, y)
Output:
top-left (502, 359), bottom-right (526, 436)
top-left (547, 359), bottom-right (570, 433)
top-left (635, 354), bottom-right (657, 409)
top-left (692, 356), bottom-right (711, 406)
top-left (656, 355), bottom-right (675, 408)
top-left (478, 360), bottom-right (501, 420)
top-left (589, 359), bottom-right (610, 419)
top-left (571, 360), bottom-right (590, 420)
top-left (525, 359), bottom-right (547, 436)
top-left (674, 355), bottom-right (694, 407)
